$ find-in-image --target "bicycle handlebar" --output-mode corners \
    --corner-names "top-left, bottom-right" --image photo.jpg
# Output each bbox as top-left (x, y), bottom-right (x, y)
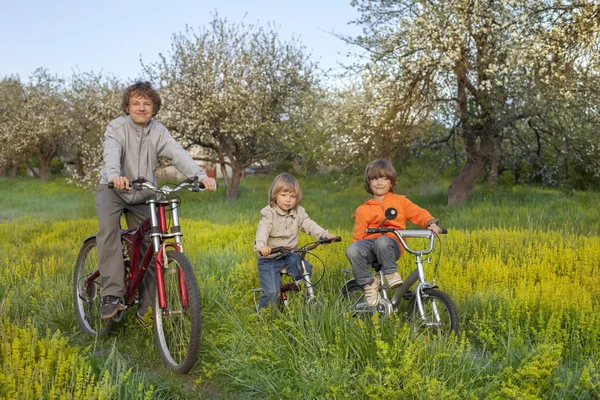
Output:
top-left (108, 176), bottom-right (208, 193)
top-left (364, 227), bottom-right (447, 255)
top-left (270, 236), bottom-right (342, 256)
top-left (365, 227), bottom-right (448, 235)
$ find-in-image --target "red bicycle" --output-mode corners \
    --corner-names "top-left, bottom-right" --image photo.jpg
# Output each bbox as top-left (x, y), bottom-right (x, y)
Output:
top-left (251, 236), bottom-right (342, 310)
top-left (73, 176), bottom-right (206, 374)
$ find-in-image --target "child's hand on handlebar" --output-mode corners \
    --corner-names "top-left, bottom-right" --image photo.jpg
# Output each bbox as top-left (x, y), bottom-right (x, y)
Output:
top-left (323, 233), bottom-right (338, 240)
top-left (258, 247), bottom-right (271, 257)
top-left (428, 223), bottom-right (442, 235)
top-left (112, 176), bottom-right (130, 190)
top-left (200, 177), bottom-right (217, 191)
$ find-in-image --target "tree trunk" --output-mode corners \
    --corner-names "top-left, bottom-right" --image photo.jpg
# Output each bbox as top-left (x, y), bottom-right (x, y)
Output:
top-left (39, 154), bottom-right (51, 182)
top-left (26, 161), bottom-right (40, 178)
top-left (447, 134), bottom-right (493, 205)
top-left (219, 162), bottom-right (229, 192)
top-left (10, 161), bottom-right (18, 178)
top-left (488, 136), bottom-right (500, 188)
top-left (38, 141), bottom-right (57, 182)
top-left (226, 166), bottom-right (243, 202)
top-left (74, 152), bottom-right (85, 178)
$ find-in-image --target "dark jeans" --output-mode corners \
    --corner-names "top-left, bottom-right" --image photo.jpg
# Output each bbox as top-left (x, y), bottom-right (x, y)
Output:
top-left (257, 253), bottom-right (312, 310)
top-left (345, 236), bottom-right (400, 286)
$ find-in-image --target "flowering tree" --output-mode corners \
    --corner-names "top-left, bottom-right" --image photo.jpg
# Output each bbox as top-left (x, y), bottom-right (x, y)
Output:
top-left (17, 69), bottom-right (69, 182)
top-left (145, 17), bottom-right (320, 200)
top-left (64, 71), bottom-right (123, 187)
top-left (350, 0), bottom-right (600, 204)
top-left (325, 74), bottom-right (432, 177)
top-left (0, 76), bottom-right (26, 177)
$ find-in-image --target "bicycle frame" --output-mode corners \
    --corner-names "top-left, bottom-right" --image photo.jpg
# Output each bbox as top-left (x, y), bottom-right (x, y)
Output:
top-left (252, 237), bottom-right (341, 309)
top-left (344, 230), bottom-right (440, 321)
top-left (83, 189), bottom-right (188, 313)
top-left (280, 252), bottom-right (316, 303)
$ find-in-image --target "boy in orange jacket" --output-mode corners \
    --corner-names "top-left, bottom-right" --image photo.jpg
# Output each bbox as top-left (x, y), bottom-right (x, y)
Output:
top-left (345, 159), bottom-right (441, 307)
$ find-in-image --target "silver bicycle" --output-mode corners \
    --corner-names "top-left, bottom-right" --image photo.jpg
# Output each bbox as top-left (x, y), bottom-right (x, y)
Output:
top-left (341, 208), bottom-right (458, 336)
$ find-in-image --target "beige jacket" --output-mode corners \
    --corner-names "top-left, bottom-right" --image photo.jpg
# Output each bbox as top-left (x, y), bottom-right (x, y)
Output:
top-left (254, 205), bottom-right (328, 256)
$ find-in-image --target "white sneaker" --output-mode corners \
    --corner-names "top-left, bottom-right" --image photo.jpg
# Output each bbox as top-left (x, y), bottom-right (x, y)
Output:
top-left (384, 272), bottom-right (403, 289)
top-left (363, 276), bottom-right (380, 307)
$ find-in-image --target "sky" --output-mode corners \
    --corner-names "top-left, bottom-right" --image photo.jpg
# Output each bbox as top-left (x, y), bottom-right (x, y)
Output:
top-left (0, 0), bottom-right (364, 83)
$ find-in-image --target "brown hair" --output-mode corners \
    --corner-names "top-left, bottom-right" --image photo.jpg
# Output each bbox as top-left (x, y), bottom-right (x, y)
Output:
top-left (121, 81), bottom-right (162, 117)
top-left (268, 173), bottom-right (303, 207)
top-left (363, 159), bottom-right (397, 194)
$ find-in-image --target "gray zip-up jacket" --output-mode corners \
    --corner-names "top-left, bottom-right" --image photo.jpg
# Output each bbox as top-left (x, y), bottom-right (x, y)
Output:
top-left (99, 115), bottom-right (207, 204)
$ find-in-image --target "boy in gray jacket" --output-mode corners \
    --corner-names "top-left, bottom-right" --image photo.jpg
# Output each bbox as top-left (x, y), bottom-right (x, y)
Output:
top-left (97, 81), bottom-right (217, 319)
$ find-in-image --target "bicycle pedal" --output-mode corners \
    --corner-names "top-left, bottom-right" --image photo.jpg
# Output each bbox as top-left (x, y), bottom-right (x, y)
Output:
top-left (84, 281), bottom-right (98, 300)
top-left (112, 308), bottom-right (125, 322)
top-left (251, 288), bottom-right (264, 293)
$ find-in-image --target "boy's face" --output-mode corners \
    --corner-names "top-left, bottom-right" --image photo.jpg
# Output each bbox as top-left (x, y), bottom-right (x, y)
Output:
top-left (369, 176), bottom-right (392, 197)
top-left (276, 190), bottom-right (298, 211)
top-left (126, 94), bottom-right (153, 127)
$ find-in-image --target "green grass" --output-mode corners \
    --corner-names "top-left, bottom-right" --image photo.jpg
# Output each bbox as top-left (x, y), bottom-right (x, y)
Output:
top-left (1, 174), bottom-right (599, 399)
top-left (3, 174), bottom-right (598, 235)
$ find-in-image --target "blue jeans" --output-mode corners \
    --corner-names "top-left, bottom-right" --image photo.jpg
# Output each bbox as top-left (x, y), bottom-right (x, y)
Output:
top-left (345, 236), bottom-right (400, 286)
top-left (257, 253), bottom-right (312, 310)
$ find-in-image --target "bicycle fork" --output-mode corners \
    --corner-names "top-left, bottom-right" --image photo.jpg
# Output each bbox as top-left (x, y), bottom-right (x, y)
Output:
top-left (413, 253), bottom-right (442, 326)
top-left (300, 259), bottom-right (317, 303)
top-left (148, 197), bottom-right (186, 310)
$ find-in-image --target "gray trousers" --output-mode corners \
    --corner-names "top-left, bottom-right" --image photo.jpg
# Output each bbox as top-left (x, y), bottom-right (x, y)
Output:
top-left (345, 236), bottom-right (401, 286)
top-left (96, 184), bottom-right (155, 308)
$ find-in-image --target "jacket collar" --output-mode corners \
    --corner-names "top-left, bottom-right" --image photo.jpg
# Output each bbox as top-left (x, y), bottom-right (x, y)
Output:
top-left (366, 191), bottom-right (392, 204)
top-left (126, 115), bottom-right (153, 136)
top-left (273, 205), bottom-right (298, 217)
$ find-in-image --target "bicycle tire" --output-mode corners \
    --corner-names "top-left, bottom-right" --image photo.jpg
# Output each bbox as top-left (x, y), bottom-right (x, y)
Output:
top-left (152, 250), bottom-right (201, 374)
top-left (340, 279), bottom-right (374, 316)
top-left (73, 238), bottom-right (114, 335)
top-left (406, 288), bottom-right (458, 336)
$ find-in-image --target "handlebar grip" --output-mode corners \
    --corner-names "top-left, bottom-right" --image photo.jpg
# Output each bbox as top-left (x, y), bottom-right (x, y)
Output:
top-left (365, 228), bottom-right (381, 234)
top-left (270, 246), bottom-right (286, 254)
top-left (320, 236), bottom-right (342, 244)
top-left (108, 182), bottom-right (114, 189)
top-left (440, 228), bottom-right (448, 234)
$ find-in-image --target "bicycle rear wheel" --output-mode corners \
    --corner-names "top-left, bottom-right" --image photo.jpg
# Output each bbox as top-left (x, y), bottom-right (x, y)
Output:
top-left (73, 238), bottom-right (114, 335)
top-left (153, 250), bottom-right (201, 374)
top-left (406, 289), bottom-right (458, 336)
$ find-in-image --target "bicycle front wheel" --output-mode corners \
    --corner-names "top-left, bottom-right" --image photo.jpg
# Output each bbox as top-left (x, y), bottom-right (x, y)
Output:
top-left (340, 279), bottom-right (374, 316)
top-left (73, 238), bottom-right (114, 335)
top-left (153, 250), bottom-right (201, 374)
top-left (406, 289), bottom-right (458, 336)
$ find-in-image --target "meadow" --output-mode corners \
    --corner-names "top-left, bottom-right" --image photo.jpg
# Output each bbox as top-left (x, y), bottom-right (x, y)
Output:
top-left (0, 172), bottom-right (599, 399)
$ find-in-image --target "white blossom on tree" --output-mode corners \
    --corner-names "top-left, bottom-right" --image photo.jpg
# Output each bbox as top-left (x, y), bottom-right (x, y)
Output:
top-left (349, 0), bottom-right (600, 204)
top-left (144, 16), bottom-right (321, 200)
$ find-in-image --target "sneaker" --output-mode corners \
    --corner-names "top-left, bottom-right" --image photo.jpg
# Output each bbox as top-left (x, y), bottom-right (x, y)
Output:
top-left (363, 276), bottom-right (380, 307)
top-left (100, 295), bottom-right (123, 319)
top-left (384, 272), bottom-right (403, 289)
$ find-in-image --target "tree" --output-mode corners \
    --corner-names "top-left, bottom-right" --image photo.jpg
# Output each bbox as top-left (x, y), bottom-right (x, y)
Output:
top-left (0, 76), bottom-right (26, 177)
top-left (324, 74), bottom-right (431, 178)
top-left (349, 0), bottom-right (600, 204)
top-left (17, 69), bottom-right (69, 181)
top-left (64, 71), bottom-right (123, 187)
top-left (145, 16), bottom-right (320, 200)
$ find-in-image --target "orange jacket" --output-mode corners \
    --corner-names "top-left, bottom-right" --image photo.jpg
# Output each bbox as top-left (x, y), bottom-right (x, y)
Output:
top-left (352, 192), bottom-right (438, 247)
